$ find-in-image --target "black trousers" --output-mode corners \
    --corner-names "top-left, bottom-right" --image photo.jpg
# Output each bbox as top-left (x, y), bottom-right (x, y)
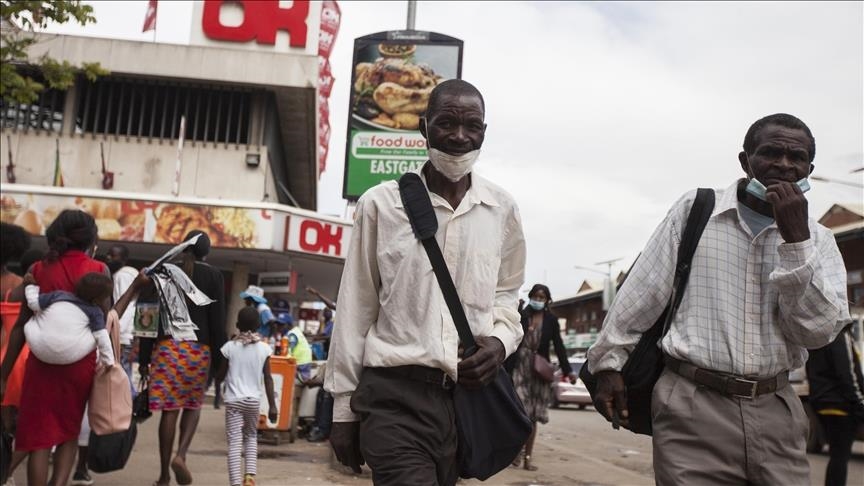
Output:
top-left (350, 367), bottom-right (458, 486)
top-left (818, 414), bottom-right (858, 486)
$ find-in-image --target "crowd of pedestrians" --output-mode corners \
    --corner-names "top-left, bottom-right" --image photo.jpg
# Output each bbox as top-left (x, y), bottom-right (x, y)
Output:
top-left (0, 81), bottom-right (860, 486)
top-left (0, 217), bottom-right (343, 486)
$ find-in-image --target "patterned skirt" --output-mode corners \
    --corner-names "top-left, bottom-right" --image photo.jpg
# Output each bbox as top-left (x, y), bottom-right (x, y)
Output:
top-left (148, 339), bottom-right (211, 411)
top-left (512, 346), bottom-right (552, 424)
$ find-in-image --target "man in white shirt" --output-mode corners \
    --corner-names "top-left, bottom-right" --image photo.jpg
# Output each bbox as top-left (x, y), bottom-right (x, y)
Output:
top-left (587, 113), bottom-right (851, 485)
top-left (106, 244), bottom-right (138, 392)
top-left (325, 80), bottom-right (526, 485)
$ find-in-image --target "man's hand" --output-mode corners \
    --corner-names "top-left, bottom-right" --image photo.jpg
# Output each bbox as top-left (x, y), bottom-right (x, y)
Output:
top-left (330, 421), bottom-right (364, 473)
top-left (268, 406), bottom-right (278, 423)
top-left (595, 370), bottom-right (629, 429)
top-left (132, 269), bottom-right (152, 290)
top-left (567, 372), bottom-right (578, 385)
top-left (766, 182), bottom-right (809, 243)
top-left (458, 336), bottom-right (505, 388)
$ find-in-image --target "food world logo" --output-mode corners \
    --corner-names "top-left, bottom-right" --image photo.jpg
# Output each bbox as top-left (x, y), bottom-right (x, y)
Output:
top-left (199, 0), bottom-right (311, 48)
top-left (285, 215), bottom-right (351, 259)
top-left (352, 132), bottom-right (428, 158)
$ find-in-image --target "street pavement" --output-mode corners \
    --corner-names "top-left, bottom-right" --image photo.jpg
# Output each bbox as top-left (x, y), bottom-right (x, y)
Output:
top-left (11, 401), bottom-right (864, 485)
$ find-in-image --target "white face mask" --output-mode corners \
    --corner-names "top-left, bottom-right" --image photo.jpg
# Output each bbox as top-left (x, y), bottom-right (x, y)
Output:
top-left (428, 148), bottom-right (481, 182)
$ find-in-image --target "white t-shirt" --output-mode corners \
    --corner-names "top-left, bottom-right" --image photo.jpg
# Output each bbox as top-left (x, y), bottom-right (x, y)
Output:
top-left (220, 340), bottom-right (273, 403)
top-left (113, 266), bottom-right (138, 345)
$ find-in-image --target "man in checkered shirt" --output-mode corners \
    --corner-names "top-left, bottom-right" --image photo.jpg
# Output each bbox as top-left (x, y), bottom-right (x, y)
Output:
top-left (587, 113), bottom-right (851, 485)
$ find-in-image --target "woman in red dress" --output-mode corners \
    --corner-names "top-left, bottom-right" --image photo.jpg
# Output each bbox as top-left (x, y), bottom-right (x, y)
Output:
top-left (0, 210), bottom-right (108, 486)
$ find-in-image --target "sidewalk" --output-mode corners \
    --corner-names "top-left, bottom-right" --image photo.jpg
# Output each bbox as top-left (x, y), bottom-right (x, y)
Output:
top-left (10, 400), bottom-right (617, 486)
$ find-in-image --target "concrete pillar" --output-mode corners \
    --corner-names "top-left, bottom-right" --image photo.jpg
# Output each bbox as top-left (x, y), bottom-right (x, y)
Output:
top-left (226, 261), bottom-right (250, 337)
top-left (62, 83), bottom-right (77, 136)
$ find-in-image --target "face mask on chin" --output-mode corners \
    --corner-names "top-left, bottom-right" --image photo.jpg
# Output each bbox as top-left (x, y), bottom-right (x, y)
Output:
top-left (743, 158), bottom-right (810, 202)
top-left (428, 147), bottom-right (481, 182)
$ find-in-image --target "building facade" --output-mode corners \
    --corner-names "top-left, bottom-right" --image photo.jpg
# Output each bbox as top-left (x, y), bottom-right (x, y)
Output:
top-left (1, 1), bottom-right (348, 332)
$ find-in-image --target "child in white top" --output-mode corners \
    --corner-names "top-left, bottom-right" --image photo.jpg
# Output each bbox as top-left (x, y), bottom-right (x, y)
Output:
top-left (216, 307), bottom-right (277, 486)
top-left (23, 272), bottom-right (115, 366)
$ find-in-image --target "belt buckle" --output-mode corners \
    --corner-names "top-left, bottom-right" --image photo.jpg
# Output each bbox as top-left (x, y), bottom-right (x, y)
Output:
top-left (732, 378), bottom-right (758, 400)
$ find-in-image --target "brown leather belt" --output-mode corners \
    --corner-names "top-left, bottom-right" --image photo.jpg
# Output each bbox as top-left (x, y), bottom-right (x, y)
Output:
top-left (666, 357), bottom-right (788, 400)
top-left (374, 365), bottom-right (455, 390)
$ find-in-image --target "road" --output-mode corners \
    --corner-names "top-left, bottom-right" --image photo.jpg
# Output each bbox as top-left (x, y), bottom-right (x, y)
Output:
top-left (10, 401), bottom-right (863, 485)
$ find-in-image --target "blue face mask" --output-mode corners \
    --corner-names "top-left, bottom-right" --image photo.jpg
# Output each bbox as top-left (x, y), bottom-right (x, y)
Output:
top-left (528, 299), bottom-right (545, 311)
top-left (745, 177), bottom-right (810, 202)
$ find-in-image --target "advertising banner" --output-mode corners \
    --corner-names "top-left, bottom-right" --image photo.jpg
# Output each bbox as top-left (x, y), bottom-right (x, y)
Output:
top-left (317, 0), bottom-right (341, 176)
top-left (342, 31), bottom-right (463, 200)
top-left (284, 214), bottom-right (351, 259)
top-left (0, 192), bottom-right (274, 250)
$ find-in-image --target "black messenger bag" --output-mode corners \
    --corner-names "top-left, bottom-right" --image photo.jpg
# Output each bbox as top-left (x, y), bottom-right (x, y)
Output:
top-left (398, 173), bottom-right (532, 480)
top-left (580, 188), bottom-right (714, 436)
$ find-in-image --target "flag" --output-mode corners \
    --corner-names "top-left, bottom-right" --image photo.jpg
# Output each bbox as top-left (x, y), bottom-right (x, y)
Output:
top-left (53, 139), bottom-right (64, 187)
top-left (142, 0), bottom-right (157, 33)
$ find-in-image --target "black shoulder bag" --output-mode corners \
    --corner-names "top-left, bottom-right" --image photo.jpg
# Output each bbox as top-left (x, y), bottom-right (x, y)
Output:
top-left (580, 188), bottom-right (715, 436)
top-left (398, 173), bottom-right (533, 480)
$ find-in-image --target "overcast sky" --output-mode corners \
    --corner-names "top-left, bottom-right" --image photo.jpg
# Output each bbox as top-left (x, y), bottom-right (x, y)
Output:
top-left (44, 1), bottom-right (863, 299)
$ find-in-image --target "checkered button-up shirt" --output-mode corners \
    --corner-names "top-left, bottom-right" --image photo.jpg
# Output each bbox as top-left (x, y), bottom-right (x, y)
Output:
top-left (588, 180), bottom-right (851, 378)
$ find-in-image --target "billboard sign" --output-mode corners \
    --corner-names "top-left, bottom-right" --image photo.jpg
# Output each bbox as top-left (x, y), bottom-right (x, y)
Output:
top-left (342, 31), bottom-right (463, 200)
top-left (283, 214), bottom-right (352, 259)
top-left (190, 0), bottom-right (321, 56)
top-left (0, 192), bottom-right (275, 249)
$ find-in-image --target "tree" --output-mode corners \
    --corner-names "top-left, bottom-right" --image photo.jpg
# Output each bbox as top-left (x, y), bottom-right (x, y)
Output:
top-left (1, 1), bottom-right (108, 104)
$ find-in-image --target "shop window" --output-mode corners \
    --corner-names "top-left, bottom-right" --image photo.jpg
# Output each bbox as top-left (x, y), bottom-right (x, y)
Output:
top-left (0, 76), bottom-right (66, 133)
top-left (75, 76), bottom-right (254, 145)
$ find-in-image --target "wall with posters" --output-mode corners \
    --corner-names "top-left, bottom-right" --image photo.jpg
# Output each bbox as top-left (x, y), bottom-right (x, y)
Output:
top-left (342, 31), bottom-right (463, 200)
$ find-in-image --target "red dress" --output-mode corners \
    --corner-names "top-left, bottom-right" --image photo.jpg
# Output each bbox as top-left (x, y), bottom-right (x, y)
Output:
top-left (15, 251), bottom-right (107, 451)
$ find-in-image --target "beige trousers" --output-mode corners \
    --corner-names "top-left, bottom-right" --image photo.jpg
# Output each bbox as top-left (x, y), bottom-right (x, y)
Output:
top-left (651, 368), bottom-right (810, 485)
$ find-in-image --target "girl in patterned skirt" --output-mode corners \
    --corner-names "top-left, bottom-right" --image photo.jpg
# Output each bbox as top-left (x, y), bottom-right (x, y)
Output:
top-left (215, 307), bottom-right (277, 486)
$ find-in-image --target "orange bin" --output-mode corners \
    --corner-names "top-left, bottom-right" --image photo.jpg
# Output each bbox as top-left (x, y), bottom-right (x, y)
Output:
top-left (257, 355), bottom-right (297, 443)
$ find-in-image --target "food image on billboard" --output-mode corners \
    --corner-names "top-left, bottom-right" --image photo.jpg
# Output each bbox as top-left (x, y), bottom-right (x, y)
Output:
top-left (343, 31), bottom-right (463, 200)
top-left (0, 192), bottom-right (273, 250)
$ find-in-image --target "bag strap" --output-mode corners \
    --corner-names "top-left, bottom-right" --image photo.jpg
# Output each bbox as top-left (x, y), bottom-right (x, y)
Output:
top-left (398, 173), bottom-right (479, 356)
top-left (660, 188), bottom-right (715, 336)
top-left (106, 309), bottom-right (122, 362)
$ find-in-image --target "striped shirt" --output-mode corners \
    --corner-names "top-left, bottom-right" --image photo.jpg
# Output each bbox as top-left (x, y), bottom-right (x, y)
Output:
top-left (588, 179), bottom-right (851, 378)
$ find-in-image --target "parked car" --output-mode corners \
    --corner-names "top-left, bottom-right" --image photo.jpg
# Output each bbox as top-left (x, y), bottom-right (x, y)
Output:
top-left (550, 358), bottom-right (593, 409)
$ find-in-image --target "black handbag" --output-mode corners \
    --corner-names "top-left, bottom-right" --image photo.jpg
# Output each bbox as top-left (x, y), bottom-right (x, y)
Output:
top-left (87, 421), bottom-right (138, 473)
top-left (133, 379), bottom-right (152, 423)
top-left (399, 173), bottom-right (533, 480)
top-left (580, 188), bottom-right (714, 436)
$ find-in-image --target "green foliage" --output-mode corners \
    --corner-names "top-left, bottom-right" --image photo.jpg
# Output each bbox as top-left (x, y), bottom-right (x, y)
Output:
top-left (1, 1), bottom-right (107, 104)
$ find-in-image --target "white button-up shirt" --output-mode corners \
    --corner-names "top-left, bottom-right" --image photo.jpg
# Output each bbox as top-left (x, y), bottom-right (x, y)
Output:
top-left (588, 180), bottom-right (850, 378)
top-left (325, 169), bottom-right (526, 422)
